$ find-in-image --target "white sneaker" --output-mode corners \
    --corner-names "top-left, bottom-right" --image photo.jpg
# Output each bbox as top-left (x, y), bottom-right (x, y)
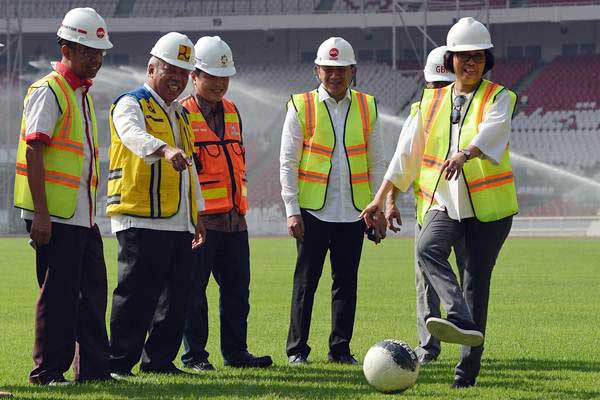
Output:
top-left (425, 317), bottom-right (484, 347)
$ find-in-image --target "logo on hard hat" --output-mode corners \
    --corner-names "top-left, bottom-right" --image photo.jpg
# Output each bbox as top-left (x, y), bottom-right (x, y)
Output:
top-left (61, 24), bottom-right (87, 35)
top-left (329, 48), bottom-right (339, 59)
top-left (147, 101), bottom-right (156, 114)
top-left (435, 65), bottom-right (447, 74)
top-left (96, 27), bottom-right (105, 39)
top-left (221, 54), bottom-right (229, 67)
top-left (177, 45), bottom-right (192, 62)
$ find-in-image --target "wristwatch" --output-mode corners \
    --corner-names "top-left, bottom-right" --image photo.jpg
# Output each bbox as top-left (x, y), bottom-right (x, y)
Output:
top-left (459, 149), bottom-right (471, 161)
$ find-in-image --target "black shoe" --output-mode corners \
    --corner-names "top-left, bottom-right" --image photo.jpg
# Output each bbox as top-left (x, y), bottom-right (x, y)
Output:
top-left (425, 317), bottom-right (484, 347)
top-left (110, 370), bottom-right (135, 381)
top-left (184, 359), bottom-right (215, 372)
top-left (76, 375), bottom-right (117, 384)
top-left (140, 363), bottom-right (191, 375)
top-left (451, 377), bottom-right (476, 389)
top-left (224, 352), bottom-right (273, 368)
top-left (288, 353), bottom-right (308, 365)
top-left (47, 376), bottom-right (72, 386)
top-left (30, 374), bottom-right (70, 386)
top-left (328, 353), bottom-right (358, 365)
top-left (418, 352), bottom-right (438, 365)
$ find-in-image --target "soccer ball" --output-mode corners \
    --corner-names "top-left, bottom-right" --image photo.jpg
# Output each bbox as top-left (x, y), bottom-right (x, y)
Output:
top-left (362, 339), bottom-right (420, 393)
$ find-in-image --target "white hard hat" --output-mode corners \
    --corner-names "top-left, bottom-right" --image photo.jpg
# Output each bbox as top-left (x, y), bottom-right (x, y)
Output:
top-left (57, 7), bottom-right (113, 50)
top-left (314, 37), bottom-right (356, 67)
top-left (0, 43), bottom-right (3, 48)
top-left (150, 32), bottom-right (195, 71)
top-left (194, 36), bottom-right (236, 77)
top-left (446, 17), bottom-right (493, 52)
top-left (424, 46), bottom-right (455, 83)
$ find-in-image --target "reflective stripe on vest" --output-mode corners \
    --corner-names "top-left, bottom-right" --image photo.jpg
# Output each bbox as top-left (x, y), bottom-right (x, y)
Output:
top-left (289, 89), bottom-right (376, 211)
top-left (414, 80), bottom-right (518, 224)
top-left (13, 71), bottom-right (99, 219)
top-left (106, 86), bottom-right (198, 225)
top-left (180, 95), bottom-right (248, 216)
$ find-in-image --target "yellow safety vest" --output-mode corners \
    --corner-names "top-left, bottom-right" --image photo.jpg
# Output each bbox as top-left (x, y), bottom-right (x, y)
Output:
top-left (415, 80), bottom-right (518, 224)
top-left (14, 71), bottom-right (99, 219)
top-left (289, 89), bottom-right (376, 211)
top-left (106, 86), bottom-right (198, 225)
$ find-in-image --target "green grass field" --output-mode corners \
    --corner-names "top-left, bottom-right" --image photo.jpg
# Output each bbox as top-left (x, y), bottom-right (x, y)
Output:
top-left (1, 236), bottom-right (599, 399)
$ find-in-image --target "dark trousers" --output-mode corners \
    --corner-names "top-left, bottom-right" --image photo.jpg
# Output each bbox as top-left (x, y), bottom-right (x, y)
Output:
top-left (26, 221), bottom-right (110, 384)
top-left (415, 210), bottom-right (512, 381)
top-left (415, 223), bottom-right (466, 359)
top-left (109, 228), bottom-right (193, 372)
top-left (286, 210), bottom-right (366, 358)
top-left (181, 229), bottom-right (251, 364)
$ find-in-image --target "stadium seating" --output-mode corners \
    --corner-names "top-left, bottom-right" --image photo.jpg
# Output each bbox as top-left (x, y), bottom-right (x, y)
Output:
top-left (16, 0), bottom-right (118, 18)
top-left (507, 55), bottom-right (600, 216)
top-left (489, 58), bottom-right (535, 91)
top-left (8, 0), bottom-right (600, 18)
top-left (522, 55), bottom-right (600, 113)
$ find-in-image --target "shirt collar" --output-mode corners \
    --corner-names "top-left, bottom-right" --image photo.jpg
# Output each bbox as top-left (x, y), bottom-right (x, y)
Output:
top-left (318, 84), bottom-right (351, 103)
top-left (195, 94), bottom-right (223, 115)
top-left (144, 83), bottom-right (181, 113)
top-left (54, 62), bottom-right (92, 91)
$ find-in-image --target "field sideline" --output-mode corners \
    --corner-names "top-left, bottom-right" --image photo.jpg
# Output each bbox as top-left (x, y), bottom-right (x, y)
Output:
top-left (1, 236), bottom-right (599, 399)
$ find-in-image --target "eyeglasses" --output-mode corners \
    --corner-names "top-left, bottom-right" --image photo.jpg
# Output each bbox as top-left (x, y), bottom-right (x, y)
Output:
top-left (68, 44), bottom-right (106, 58)
top-left (456, 52), bottom-right (485, 64)
top-left (451, 95), bottom-right (466, 125)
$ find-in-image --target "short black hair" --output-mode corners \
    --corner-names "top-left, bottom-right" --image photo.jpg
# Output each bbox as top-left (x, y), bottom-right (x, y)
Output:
top-left (57, 37), bottom-right (76, 49)
top-left (443, 49), bottom-right (495, 75)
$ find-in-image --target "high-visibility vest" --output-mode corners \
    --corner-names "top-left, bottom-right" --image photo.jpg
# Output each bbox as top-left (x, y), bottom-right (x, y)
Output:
top-left (180, 95), bottom-right (248, 215)
top-left (414, 79), bottom-right (519, 224)
top-left (14, 71), bottom-right (99, 219)
top-left (289, 89), bottom-right (377, 211)
top-left (106, 86), bottom-right (198, 225)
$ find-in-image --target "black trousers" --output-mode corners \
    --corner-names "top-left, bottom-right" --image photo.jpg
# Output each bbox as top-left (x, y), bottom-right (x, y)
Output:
top-left (26, 221), bottom-right (110, 384)
top-left (109, 228), bottom-right (193, 372)
top-left (286, 210), bottom-right (366, 358)
top-left (181, 229), bottom-right (250, 364)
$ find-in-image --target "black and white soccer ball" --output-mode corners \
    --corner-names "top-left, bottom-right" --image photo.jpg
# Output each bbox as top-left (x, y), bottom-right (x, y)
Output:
top-left (362, 339), bottom-right (420, 393)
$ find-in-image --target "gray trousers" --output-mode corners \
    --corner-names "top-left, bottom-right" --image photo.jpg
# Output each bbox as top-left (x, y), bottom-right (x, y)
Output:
top-left (415, 210), bottom-right (512, 381)
top-left (414, 223), bottom-right (466, 360)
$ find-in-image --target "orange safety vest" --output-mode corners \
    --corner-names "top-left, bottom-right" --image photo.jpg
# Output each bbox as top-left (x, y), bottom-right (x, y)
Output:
top-left (180, 95), bottom-right (248, 215)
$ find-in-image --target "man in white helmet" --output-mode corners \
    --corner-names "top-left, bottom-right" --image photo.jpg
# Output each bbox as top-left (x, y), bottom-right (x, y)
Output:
top-left (178, 36), bottom-right (273, 371)
top-left (362, 17), bottom-right (517, 388)
top-left (384, 46), bottom-right (466, 366)
top-left (107, 32), bottom-right (206, 378)
top-left (280, 37), bottom-right (386, 365)
top-left (13, 7), bottom-right (112, 385)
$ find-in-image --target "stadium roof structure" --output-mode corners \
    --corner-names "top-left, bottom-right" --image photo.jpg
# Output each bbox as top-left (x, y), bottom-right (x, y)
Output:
top-left (2, 2), bottom-right (600, 33)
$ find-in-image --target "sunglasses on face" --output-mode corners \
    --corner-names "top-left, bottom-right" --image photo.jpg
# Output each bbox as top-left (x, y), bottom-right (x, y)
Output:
top-left (456, 52), bottom-right (486, 64)
top-left (451, 95), bottom-right (466, 125)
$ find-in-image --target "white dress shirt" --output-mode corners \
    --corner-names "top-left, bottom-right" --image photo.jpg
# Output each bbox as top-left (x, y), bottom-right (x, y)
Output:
top-left (21, 81), bottom-right (97, 228)
top-left (384, 86), bottom-right (513, 221)
top-left (280, 85), bottom-right (386, 223)
top-left (110, 83), bottom-right (204, 234)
